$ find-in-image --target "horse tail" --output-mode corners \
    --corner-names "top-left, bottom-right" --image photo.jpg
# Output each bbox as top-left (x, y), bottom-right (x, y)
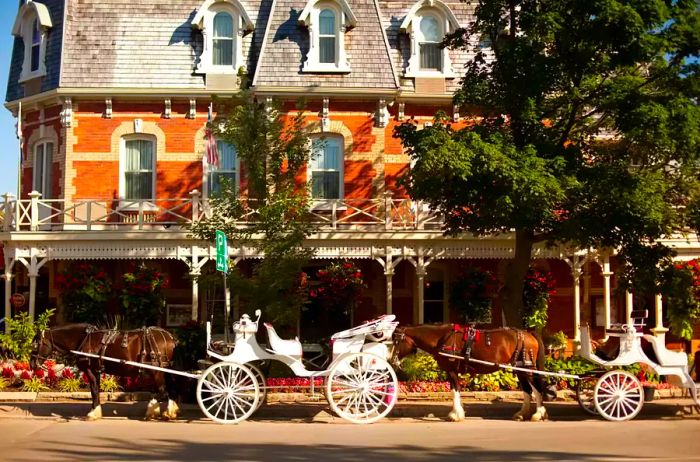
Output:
top-left (533, 331), bottom-right (545, 371)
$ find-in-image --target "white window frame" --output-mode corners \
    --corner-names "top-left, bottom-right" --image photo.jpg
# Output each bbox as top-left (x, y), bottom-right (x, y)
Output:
top-left (309, 136), bottom-right (344, 208)
top-left (299, 0), bottom-right (356, 73)
top-left (191, 0), bottom-right (254, 75)
top-left (400, 1), bottom-right (459, 78)
top-left (417, 14), bottom-right (443, 71)
top-left (118, 135), bottom-right (157, 210)
top-left (203, 139), bottom-right (240, 198)
top-left (32, 141), bottom-right (53, 199)
top-left (12, 2), bottom-right (52, 83)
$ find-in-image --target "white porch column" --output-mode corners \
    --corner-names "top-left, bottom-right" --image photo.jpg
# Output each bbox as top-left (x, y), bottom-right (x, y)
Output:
top-left (2, 271), bottom-right (13, 333)
top-left (572, 268), bottom-right (582, 342)
top-left (652, 294), bottom-right (668, 337)
top-left (385, 265), bottom-right (394, 315)
top-left (625, 291), bottom-right (633, 324)
top-left (602, 256), bottom-right (613, 341)
top-left (416, 267), bottom-right (427, 324)
top-left (190, 270), bottom-right (200, 321)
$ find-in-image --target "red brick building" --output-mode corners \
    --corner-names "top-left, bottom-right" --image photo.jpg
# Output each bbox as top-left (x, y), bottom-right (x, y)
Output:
top-left (2, 0), bottom-right (697, 347)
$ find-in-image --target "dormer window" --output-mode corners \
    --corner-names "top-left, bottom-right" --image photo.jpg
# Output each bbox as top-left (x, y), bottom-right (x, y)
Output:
top-left (192, 0), bottom-right (254, 75)
top-left (400, 0), bottom-right (459, 78)
top-left (299, 0), bottom-right (357, 73)
top-left (12, 1), bottom-right (53, 83)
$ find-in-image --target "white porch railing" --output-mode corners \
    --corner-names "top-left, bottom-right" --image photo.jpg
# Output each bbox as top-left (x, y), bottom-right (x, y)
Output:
top-left (1, 191), bottom-right (443, 232)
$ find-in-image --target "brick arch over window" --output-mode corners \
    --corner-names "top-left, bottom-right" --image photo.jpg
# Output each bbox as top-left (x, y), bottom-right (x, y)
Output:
top-left (110, 121), bottom-right (166, 162)
top-left (306, 120), bottom-right (354, 159)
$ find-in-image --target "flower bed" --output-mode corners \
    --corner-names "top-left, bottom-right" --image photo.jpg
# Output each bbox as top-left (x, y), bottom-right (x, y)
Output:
top-left (0, 359), bottom-right (123, 393)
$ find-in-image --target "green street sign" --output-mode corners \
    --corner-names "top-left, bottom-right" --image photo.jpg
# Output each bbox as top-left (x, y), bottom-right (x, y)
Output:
top-left (215, 230), bottom-right (228, 273)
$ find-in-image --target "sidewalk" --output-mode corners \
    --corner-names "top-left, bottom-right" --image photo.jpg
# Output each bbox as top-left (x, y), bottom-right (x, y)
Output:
top-left (0, 393), bottom-right (696, 422)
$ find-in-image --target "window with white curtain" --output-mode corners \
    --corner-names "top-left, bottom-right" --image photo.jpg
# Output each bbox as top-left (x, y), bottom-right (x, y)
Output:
top-left (318, 9), bottom-right (337, 64)
top-left (418, 14), bottom-right (442, 70)
top-left (212, 12), bottom-right (234, 67)
top-left (33, 141), bottom-right (53, 199)
top-left (123, 139), bottom-right (155, 200)
top-left (311, 137), bottom-right (343, 200)
top-left (208, 141), bottom-right (238, 196)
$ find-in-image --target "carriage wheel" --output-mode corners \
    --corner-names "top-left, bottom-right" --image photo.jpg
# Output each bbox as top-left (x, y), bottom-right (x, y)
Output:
top-left (576, 376), bottom-right (599, 415)
top-left (593, 370), bottom-right (644, 421)
top-left (196, 362), bottom-right (259, 424)
top-left (248, 363), bottom-right (267, 412)
top-left (326, 352), bottom-right (398, 424)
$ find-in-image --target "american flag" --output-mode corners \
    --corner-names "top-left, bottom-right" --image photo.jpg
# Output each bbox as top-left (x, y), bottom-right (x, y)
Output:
top-left (205, 103), bottom-right (219, 167)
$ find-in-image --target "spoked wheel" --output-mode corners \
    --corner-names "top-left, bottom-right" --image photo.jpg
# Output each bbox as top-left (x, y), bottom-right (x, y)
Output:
top-left (248, 363), bottom-right (267, 412)
top-left (593, 370), bottom-right (644, 421)
top-left (326, 352), bottom-right (398, 424)
top-left (576, 376), bottom-right (599, 415)
top-left (196, 362), bottom-right (260, 424)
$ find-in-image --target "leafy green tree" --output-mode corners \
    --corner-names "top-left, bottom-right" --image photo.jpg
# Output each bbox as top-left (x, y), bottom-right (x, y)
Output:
top-left (191, 92), bottom-right (316, 327)
top-left (396, 0), bottom-right (700, 328)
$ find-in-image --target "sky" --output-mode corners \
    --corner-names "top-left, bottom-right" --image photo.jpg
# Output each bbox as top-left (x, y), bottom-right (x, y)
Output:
top-left (0, 7), bottom-right (18, 196)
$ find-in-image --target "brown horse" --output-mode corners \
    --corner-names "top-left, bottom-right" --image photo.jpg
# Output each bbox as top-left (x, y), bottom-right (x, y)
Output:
top-left (31, 323), bottom-right (180, 421)
top-left (393, 324), bottom-right (548, 422)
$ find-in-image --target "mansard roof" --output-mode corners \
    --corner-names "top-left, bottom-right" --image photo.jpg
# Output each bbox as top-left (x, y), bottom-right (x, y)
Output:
top-left (5, 0), bottom-right (478, 102)
top-left (253, 0), bottom-right (399, 90)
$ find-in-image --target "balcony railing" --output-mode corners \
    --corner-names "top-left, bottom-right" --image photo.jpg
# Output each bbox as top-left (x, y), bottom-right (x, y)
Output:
top-left (0, 191), bottom-right (443, 233)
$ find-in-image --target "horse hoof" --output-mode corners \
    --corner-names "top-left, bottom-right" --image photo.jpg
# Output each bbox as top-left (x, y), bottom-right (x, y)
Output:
top-left (86, 405), bottom-right (102, 421)
top-left (512, 413), bottom-right (527, 421)
top-left (447, 411), bottom-right (463, 422)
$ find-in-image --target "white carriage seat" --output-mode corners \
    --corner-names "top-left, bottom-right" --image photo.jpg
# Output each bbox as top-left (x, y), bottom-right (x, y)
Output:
top-left (606, 309), bottom-right (648, 337)
top-left (264, 323), bottom-right (303, 357)
top-left (642, 334), bottom-right (688, 367)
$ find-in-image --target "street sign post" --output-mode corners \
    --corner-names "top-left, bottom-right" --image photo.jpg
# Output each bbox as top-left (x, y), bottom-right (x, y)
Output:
top-left (215, 230), bottom-right (231, 345)
top-left (215, 230), bottom-right (228, 274)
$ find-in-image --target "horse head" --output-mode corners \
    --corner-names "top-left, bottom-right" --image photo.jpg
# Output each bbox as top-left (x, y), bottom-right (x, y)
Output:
top-left (391, 327), bottom-right (418, 368)
top-left (30, 328), bottom-right (53, 370)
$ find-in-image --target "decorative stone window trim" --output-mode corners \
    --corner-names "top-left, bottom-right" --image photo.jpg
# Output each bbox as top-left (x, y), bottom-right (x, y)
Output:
top-left (191, 0), bottom-right (255, 75)
top-left (299, 0), bottom-right (356, 73)
top-left (12, 1), bottom-right (53, 83)
top-left (400, 0), bottom-right (459, 78)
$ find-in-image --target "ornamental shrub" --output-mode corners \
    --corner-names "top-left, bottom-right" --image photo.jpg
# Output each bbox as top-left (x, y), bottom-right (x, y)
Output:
top-left (660, 259), bottom-right (700, 340)
top-left (119, 265), bottom-right (169, 328)
top-left (309, 260), bottom-right (367, 315)
top-left (0, 309), bottom-right (54, 361)
top-left (522, 267), bottom-right (557, 330)
top-left (449, 267), bottom-right (497, 323)
top-left (173, 320), bottom-right (207, 371)
top-left (400, 352), bottom-right (446, 382)
top-left (56, 263), bottom-right (113, 325)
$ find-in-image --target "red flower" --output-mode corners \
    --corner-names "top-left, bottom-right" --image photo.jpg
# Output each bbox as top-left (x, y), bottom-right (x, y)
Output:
top-left (20, 370), bottom-right (32, 380)
top-left (33, 369), bottom-right (45, 378)
top-left (62, 368), bottom-right (74, 379)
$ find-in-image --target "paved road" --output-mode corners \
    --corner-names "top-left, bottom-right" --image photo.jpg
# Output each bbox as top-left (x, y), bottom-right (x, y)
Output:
top-left (1, 400), bottom-right (699, 462)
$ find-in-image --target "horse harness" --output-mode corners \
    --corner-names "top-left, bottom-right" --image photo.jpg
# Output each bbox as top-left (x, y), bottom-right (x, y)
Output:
top-left (89, 327), bottom-right (173, 370)
top-left (442, 325), bottom-right (535, 369)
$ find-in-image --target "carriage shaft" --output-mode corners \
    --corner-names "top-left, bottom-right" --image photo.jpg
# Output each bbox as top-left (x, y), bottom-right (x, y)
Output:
top-left (70, 350), bottom-right (200, 379)
top-left (467, 357), bottom-right (580, 379)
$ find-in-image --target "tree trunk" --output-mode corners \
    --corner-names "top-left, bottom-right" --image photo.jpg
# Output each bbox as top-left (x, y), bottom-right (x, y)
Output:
top-left (499, 228), bottom-right (534, 327)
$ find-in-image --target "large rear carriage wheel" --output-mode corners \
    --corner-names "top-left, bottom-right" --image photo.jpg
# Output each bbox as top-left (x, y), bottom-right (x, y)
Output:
top-left (197, 362), bottom-right (260, 424)
top-left (593, 370), bottom-right (644, 421)
top-left (326, 352), bottom-right (398, 424)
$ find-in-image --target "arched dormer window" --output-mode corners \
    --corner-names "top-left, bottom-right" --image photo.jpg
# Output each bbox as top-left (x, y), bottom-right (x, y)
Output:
top-left (192, 0), bottom-right (254, 75)
top-left (299, 0), bottom-right (356, 73)
top-left (11, 1), bottom-right (52, 83)
top-left (400, 0), bottom-right (459, 78)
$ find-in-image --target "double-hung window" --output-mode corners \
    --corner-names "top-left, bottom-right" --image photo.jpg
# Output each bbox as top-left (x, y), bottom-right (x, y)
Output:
top-left (123, 139), bottom-right (155, 200)
top-left (208, 141), bottom-right (237, 196)
top-left (212, 12), bottom-right (234, 67)
top-left (30, 19), bottom-right (41, 73)
top-left (311, 137), bottom-right (342, 200)
top-left (33, 141), bottom-right (53, 199)
top-left (418, 15), bottom-right (442, 70)
top-left (318, 9), bottom-right (337, 64)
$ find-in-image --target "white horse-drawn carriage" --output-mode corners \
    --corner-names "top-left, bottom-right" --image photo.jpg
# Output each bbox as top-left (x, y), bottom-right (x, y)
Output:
top-left (196, 311), bottom-right (400, 424)
top-left (575, 309), bottom-right (699, 421)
